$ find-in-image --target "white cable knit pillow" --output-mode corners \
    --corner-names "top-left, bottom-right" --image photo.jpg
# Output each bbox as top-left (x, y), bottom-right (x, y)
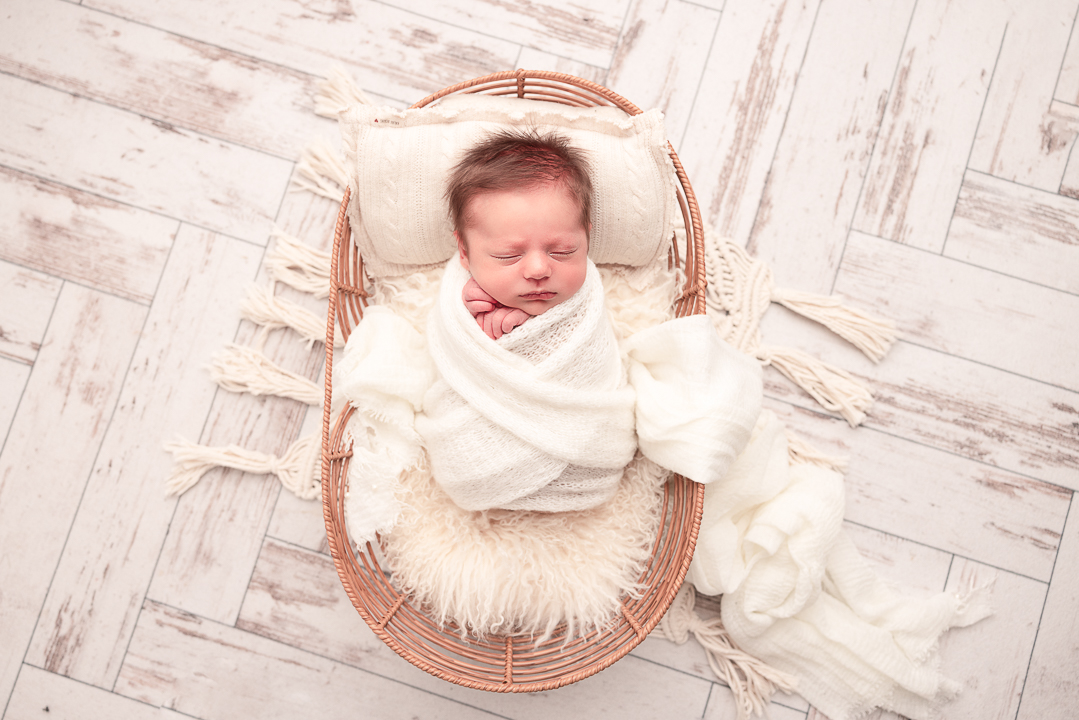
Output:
top-left (339, 94), bottom-right (678, 277)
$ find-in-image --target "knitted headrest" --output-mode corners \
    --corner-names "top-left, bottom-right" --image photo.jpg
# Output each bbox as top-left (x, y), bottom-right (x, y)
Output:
top-left (339, 94), bottom-right (678, 277)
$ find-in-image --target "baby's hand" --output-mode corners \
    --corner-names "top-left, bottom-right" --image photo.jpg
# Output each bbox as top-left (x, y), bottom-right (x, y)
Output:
top-left (479, 306), bottom-right (531, 340)
top-left (462, 278), bottom-right (497, 317)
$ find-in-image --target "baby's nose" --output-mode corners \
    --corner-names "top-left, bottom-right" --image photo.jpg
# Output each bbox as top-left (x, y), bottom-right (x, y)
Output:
top-left (523, 253), bottom-right (551, 279)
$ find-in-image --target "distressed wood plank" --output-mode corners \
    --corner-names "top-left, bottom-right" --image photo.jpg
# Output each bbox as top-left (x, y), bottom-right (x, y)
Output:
top-left (1016, 498), bottom-right (1079, 719)
top-left (236, 537), bottom-right (714, 719)
top-left (0, 284), bottom-right (145, 706)
top-left (946, 170), bottom-right (1079, 294)
top-left (766, 399), bottom-right (1070, 582)
top-left (935, 559), bottom-right (1047, 719)
top-left (82, 0), bottom-right (520, 103)
top-left (378, 0), bottom-right (628, 68)
top-left (1062, 136), bottom-right (1079, 196)
top-left (145, 189), bottom-right (338, 624)
top-left (115, 600), bottom-right (502, 720)
top-left (1054, 6), bottom-right (1079, 105)
top-left (679, 0), bottom-right (821, 243)
top-left (0, 167), bottom-right (176, 304)
top-left (852, 0), bottom-right (1008, 251)
top-left (0, 0), bottom-right (344, 159)
top-left (705, 690), bottom-right (807, 720)
top-left (745, 0), bottom-right (916, 293)
top-left (6, 665), bottom-right (187, 720)
top-left (605, 0), bottom-right (720, 150)
top-left (759, 309), bottom-right (1079, 490)
top-left (0, 260), bottom-right (62, 364)
top-left (0, 358), bottom-right (30, 452)
top-left (836, 231), bottom-right (1079, 391)
top-left (24, 227), bottom-right (262, 690)
top-left (0, 72), bottom-right (290, 245)
top-left (968, 0), bottom-right (1079, 192)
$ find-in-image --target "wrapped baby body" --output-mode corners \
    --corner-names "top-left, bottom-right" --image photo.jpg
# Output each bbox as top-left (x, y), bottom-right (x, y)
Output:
top-left (417, 258), bottom-right (636, 512)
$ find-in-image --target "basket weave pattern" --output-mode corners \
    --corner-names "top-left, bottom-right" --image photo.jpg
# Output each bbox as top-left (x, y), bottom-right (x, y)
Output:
top-left (320, 70), bottom-right (708, 692)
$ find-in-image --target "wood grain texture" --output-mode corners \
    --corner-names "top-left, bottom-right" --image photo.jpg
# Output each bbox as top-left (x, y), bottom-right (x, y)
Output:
top-left (0, 260), bottom-right (62, 364)
top-left (835, 231), bottom-right (1079, 392)
top-left (0, 167), bottom-right (175, 304)
top-left (0, 284), bottom-right (145, 706)
top-left (0, 0), bottom-right (340, 159)
top-left (679, 0), bottom-right (821, 243)
top-left (745, 0), bottom-right (915, 293)
top-left (144, 190), bottom-right (338, 624)
top-left (935, 559), bottom-right (1048, 720)
top-left (1054, 6), bottom-right (1079, 105)
top-left (767, 399), bottom-right (1070, 582)
top-left (235, 538), bottom-right (716, 720)
top-left (967, 0), bottom-right (1079, 192)
top-left (24, 227), bottom-right (262, 690)
top-left (0, 72), bottom-right (290, 245)
top-left (605, 0), bottom-right (720, 150)
top-left (378, 0), bottom-right (628, 68)
top-left (1062, 135), bottom-right (1079, 196)
top-left (852, 0), bottom-right (1007, 251)
top-left (705, 690), bottom-right (808, 720)
top-left (759, 308), bottom-right (1079, 489)
top-left (114, 601), bottom-right (501, 720)
top-left (6, 665), bottom-right (188, 720)
top-left (0, 358), bottom-right (30, 453)
top-left (1016, 499), bottom-right (1079, 719)
top-left (946, 170), bottom-right (1079, 294)
top-left (82, 0), bottom-right (521, 103)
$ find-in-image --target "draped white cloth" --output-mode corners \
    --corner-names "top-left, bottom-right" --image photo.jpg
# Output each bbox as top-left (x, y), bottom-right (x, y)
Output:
top-left (690, 411), bottom-right (993, 720)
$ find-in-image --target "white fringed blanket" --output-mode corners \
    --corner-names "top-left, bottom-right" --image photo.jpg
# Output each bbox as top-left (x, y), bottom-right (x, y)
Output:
top-left (418, 258), bottom-right (636, 511)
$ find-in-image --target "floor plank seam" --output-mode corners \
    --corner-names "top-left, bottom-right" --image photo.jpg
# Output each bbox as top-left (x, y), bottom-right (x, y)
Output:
top-left (828, 0), bottom-right (921, 296)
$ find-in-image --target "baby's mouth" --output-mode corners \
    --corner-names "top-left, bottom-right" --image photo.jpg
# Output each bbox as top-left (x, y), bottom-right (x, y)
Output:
top-left (521, 291), bottom-right (555, 300)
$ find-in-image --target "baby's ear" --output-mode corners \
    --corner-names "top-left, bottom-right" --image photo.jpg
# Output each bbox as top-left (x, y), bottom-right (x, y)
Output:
top-left (455, 231), bottom-right (470, 270)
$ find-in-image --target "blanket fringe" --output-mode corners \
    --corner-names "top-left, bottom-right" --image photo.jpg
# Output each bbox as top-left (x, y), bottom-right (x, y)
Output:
top-left (293, 136), bottom-right (350, 200)
top-left (210, 344), bottom-right (322, 405)
top-left (241, 283), bottom-right (342, 348)
top-left (267, 229), bottom-right (333, 298)
top-left (315, 66), bottom-right (373, 118)
top-left (164, 432), bottom-right (322, 498)
top-left (758, 345), bottom-right (873, 427)
top-left (786, 434), bottom-right (848, 473)
top-left (660, 584), bottom-right (799, 720)
top-left (771, 287), bottom-right (898, 363)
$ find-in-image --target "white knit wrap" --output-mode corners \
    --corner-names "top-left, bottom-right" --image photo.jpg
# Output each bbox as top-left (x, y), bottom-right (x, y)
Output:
top-left (416, 258), bottom-right (637, 511)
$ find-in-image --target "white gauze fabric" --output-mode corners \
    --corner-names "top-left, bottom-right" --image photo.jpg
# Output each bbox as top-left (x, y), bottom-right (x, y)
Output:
top-left (416, 257), bottom-right (637, 511)
top-left (689, 410), bottom-right (994, 720)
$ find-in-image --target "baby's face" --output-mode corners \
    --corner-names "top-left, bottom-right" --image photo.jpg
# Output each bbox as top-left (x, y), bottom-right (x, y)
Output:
top-left (457, 183), bottom-right (588, 316)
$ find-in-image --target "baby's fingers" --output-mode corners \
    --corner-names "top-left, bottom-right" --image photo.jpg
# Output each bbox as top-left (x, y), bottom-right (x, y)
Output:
top-left (464, 298), bottom-right (496, 314)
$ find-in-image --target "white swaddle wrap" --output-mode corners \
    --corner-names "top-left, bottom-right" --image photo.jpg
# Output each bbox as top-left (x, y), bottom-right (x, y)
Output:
top-left (417, 258), bottom-right (637, 512)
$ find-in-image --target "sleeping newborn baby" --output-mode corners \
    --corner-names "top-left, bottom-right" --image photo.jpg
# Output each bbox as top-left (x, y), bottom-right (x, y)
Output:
top-left (416, 129), bottom-right (639, 512)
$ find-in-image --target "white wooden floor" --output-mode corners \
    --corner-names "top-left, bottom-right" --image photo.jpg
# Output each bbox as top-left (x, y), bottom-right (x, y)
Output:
top-left (2, 0), bottom-right (1078, 718)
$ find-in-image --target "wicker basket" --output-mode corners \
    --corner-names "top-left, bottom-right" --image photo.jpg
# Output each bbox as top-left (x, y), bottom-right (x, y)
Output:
top-left (321, 69), bottom-right (708, 692)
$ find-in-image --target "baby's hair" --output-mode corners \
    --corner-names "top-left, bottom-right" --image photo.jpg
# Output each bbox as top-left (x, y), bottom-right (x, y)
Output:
top-left (447, 128), bottom-right (592, 243)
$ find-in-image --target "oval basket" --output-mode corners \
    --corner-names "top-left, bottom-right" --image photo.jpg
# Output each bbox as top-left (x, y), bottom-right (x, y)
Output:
top-left (321, 69), bottom-right (708, 692)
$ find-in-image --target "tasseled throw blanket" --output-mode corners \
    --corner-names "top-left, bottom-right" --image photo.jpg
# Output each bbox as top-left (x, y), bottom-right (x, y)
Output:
top-left (417, 258), bottom-right (636, 511)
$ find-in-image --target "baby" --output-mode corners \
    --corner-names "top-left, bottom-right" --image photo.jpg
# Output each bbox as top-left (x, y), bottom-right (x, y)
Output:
top-left (446, 129), bottom-right (592, 339)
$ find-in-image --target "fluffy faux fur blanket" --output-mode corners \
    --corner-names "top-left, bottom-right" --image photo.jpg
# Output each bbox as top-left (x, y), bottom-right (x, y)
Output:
top-left (417, 257), bottom-right (636, 511)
